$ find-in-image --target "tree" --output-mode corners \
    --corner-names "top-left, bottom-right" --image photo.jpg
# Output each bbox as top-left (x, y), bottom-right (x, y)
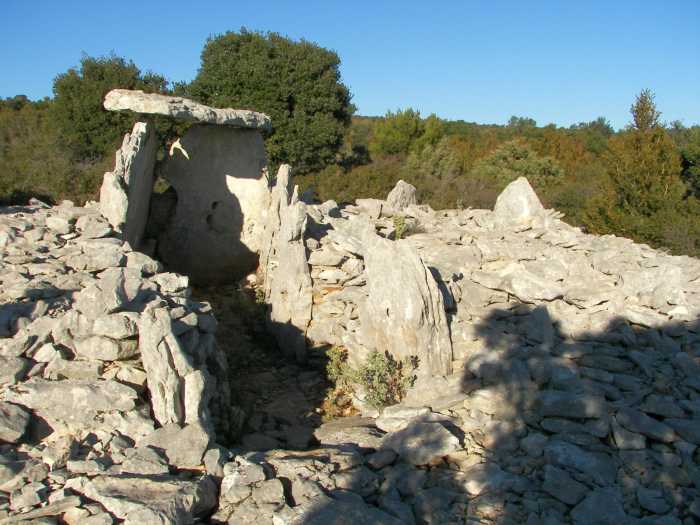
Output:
top-left (469, 139), bottom-right (564, 188)
top-left (630, 88), bottom-right (661, 132)
top-left (187, 29), bottom-right (353, 174)
top-left (507, 116), bottom-right (537, 129)
top-left (50, 54), bottom-right (167, 161)
top-left (369, 108), bottom-right (424, 157)
top-left (585, 90), bottom-right (689, 250)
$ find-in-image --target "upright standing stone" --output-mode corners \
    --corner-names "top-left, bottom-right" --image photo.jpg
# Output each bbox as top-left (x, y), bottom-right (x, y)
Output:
top-left (358, 224), bottom-right (453, 377)
top-left (99, 121), bottom-right (157, 249)
top-left (493, 176), bottom-right (546, 227)
top-left (386, 179), bottom-right (418, 212)
top-left (263, 165), bottom-right (313, 363)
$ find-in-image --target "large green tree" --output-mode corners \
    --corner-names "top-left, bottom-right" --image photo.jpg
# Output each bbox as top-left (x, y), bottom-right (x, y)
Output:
top-left (51, 54), bottom-right (167, 161)
top-left (584, 90), bottom-right (694, 251)
top-left (187, 29), bottom-right (353, 174)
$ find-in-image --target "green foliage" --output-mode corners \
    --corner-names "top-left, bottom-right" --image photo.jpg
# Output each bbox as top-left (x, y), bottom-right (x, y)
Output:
top-left (508, 115), bottom-right (537, 130)
top-left (0, 97), bottom-right (110, 205)
top-left (351, 351), bottom-right (417, 409)
top-left (369, 108), bottom-right (425, 156)
top-left (669, 123), bottom-right (700, 197)
top-left (604, 127), bottom-right (684, 216)
top-left (469, 139), bottom-right (565, 188)
top-left (412, 113), bottom-right (446, 152)
top-left (187, 28), bottom-right (353, 174)
top-left (401, 137), bottom-right (461, 208)
top-left (324, 347), bottom-right (417, 410)
top-left (582, 90), bottom-right (697, 255)
top-left (326, 346), bottom-right (351, 387)
top-left (630, 89), bottom-right (661, 132)
top-left (51, 54), bottom-right (167, 161)
top-left (393, 215), bottom-right (407, 240)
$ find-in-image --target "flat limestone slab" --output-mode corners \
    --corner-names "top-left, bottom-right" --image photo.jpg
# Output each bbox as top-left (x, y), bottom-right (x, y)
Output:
top-left (104, 89), bottom-right (271, 130)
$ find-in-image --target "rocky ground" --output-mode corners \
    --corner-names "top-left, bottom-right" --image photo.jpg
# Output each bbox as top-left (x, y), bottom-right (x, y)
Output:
top-left (1, 176), bottom-right (700, 524)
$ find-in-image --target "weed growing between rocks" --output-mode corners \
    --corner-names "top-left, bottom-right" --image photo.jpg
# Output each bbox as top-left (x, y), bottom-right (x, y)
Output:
top-left (393, 214), bottom-right (407, 239)
top-left (322, 346), bottom-right (418, 415)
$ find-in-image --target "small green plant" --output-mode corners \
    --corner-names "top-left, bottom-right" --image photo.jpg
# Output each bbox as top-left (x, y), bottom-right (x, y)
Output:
top-left (322, 346), bottom-right (356, 420)
top-left (324, 347), bottom-right (418, 412)
top-left (326, 346), bottom-right (350, 386)
top-left (254, 287), bottom-right (266, 305)
top-left (352, 351), bottom-right (418, 409)
top-left (393, 214), bottom-right (407, 240)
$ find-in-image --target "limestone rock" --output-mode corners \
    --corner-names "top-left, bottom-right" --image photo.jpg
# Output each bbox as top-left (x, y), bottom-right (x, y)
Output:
top-left (359, 224), bottom-right (452, 376)
top-left (99, 121), bottom-right (157, 249)
top-left (5, 378), bottom-right (137, 431)
top-left (104, 89), bottom-right (271, 129)
top-left (381, 421), bottom-right (461, 465)
top-left (157, 124), bottom-right (270, 284)
top-left (139, 423), bottom-right (210, 468)
top-left (264, 165), bottom-right (313, 363)
top-left (493, 177), bottom-right (546, 226)
top-left (0, 402), bottom-right (30, 443)
top-left (66, 474), bottom-right (217, 524)
top-left (386, 180), bottom-right (417, 212)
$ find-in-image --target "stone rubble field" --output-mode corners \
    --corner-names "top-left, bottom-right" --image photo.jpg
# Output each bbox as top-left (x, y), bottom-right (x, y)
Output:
top-left (1, 88), bottom-right (700, 524)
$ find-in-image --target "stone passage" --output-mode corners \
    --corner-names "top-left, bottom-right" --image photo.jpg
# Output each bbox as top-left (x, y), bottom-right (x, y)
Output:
top-left (100, 89), bottom-right (272, 285)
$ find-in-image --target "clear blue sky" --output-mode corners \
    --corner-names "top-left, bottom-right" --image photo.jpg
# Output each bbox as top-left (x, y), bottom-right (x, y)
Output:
top-left (2, 1), bottom-right (698, 129)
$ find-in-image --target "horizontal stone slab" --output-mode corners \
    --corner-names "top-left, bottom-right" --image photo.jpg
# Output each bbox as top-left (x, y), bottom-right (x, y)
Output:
top-left (104, 89), bottom-right (271, 129)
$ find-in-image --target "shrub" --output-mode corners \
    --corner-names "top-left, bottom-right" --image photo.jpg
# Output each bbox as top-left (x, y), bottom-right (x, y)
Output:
top-left (369, 108), bottom-right (424, 157)
top-left (324, 347), bottom-right (417, 410)
top-left (469, 139), bottom-right (565, 189)
top-left (351, 351), bottom-right (417, 409)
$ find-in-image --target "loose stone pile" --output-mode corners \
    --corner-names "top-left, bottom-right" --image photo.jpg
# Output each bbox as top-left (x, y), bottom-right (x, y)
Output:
top-left (0, 200), bottom-right (232, 523)
top-left (2, 88), bottom-right (700, 524)
top-left (258, 173), bottom-right (700, 524)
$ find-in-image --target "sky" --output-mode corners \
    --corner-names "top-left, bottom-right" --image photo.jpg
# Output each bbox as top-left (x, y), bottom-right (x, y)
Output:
top-left (1, 1), bottom-right (699, 130)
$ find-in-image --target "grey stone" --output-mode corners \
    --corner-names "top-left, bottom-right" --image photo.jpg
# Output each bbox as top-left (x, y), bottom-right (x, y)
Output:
top-left (263, 165), bottom-right (312, 362)
top-left (542, 464), bottom-right (588, 505)
top-left (5, 378), bottom-right (137, 431)
top-left (158, 124), bottom-right (270, 284)
top-left (386, 180), bottom-right (417, 212)
top-left (0, 403), bottom-right (30, 443)
top-left (611, 416), bottom-right (646, 450)
top-left (493, 177), bottom-right (546, 226)
top-left (665, 418), bottom-right (700, 445)
top-left (66, 474), bottom-right (217, 524)
top-left (636, 486), bottom-right (670, 514)
top-left (366, 449), bottom-right (397, 469)
top-left (381, 421), bottom-right (460, 465)
top-left (104, 88), bottom-right (271, 129)
top-left (0, 357), bottom-right (29, 385)
top-left (359, 223), bottom-right (453, 376)
top-left (543, 440), bottom-right (617, 486)
top-left (570, 488), bottom-right (629, 525)
top-left (615, 407), bottom-right (676, 443)
top-left (74, 335), bottom-right (138, 361)
top-left (99, 121), bottom-right (157, 249)
top-left (537, 390), bottom-right (607, 418)
top-left (139, 423), bottom-right (210, 468)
